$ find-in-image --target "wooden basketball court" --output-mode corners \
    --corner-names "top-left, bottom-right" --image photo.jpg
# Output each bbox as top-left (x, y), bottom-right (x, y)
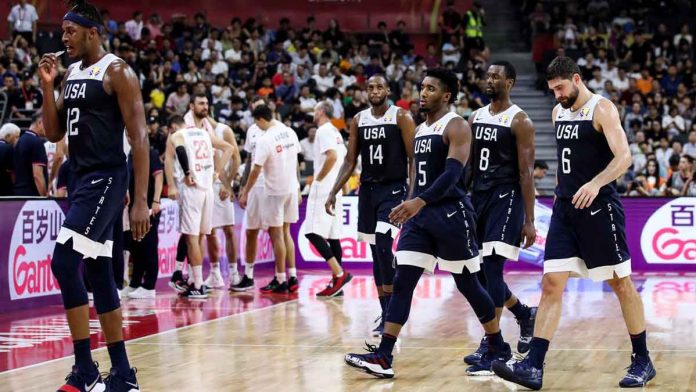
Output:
top-left (1, 271), bottom-right (694, 391)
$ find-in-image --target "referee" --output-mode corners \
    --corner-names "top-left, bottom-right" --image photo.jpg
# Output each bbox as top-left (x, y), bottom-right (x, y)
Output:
top-left (123, 145), bottom-right (164, 299)
top-left (13, 112), bottom-right (47, 196)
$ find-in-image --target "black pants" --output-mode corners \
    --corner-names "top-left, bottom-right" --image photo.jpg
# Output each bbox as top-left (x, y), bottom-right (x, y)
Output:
top-left (128, 213), bottom-right (161, 290)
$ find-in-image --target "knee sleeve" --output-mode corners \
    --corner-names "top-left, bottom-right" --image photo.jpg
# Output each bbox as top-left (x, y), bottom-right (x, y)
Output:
top-left (371, 244), bottom-right (383, 287)
top-left (328, 239), bottom-right (342, 264)
top-left (51, 242), bottom-right (89, 310)
top-left (305, 233), bottom-right (334, 261)
top-left (84, 256), bottom-right (120, 314)
top-left (482, 255), bottom-right (508, 307)
top-left (453, 270), bottom-right (496, 324)
top-left (375, 232), bottom-right (396, 286)
top-left (385, 265), bottom-right (424, 325)
top-left (176, 235), bottom-right (188, 261)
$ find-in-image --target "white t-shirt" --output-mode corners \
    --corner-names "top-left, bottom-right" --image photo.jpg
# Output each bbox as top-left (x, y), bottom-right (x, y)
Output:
top-left (312, 74), bottom-right (334, 93)
top-left (8, 4), bottom-right (38, 33)
top-left (224, 48), bottom-right (242, 63)
top-left (244, 124), bottom-right (265, 188)
top-left (253, 124), bottom-right (300, 195)
top-left (313, 122), bottom-right (346, 186)
top-left (300, 96), bottom-right (318, 112)
top-left (300, 138), bottom-right (315, 162)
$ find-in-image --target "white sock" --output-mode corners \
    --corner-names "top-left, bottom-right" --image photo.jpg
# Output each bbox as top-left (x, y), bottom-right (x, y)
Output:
top-left (211, 262), bottom-right (221, 274)
top-left (230, 262), bottom-right (239, 275)
top-left (246, 263), bottom-right (254, 279)
top-left (175, 261), bottom-right (184, 272)
top-left (336, 271), bottom-right (344, 278)
top-left (182, 263), bottom-right (189, 276)
top-left (277, 272), bottom-right (287, 283)
top-left (192, 266), bottom-right (204, 288)
top-left (288, 268), bottom-right (297, 278)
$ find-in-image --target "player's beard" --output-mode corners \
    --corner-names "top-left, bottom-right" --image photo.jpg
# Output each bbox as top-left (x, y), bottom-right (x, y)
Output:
top-left (484, 87), bottom-right (499, 100)
top-left (369, 96), bottom-right (387, 107)
top-left (194, 109), bottom-right (208, 119)
top-left (558, 85), bottom-right (580, 109)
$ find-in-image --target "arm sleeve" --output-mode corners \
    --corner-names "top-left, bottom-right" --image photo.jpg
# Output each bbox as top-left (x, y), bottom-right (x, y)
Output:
top-left (175, 146), bottom-right (191, 174)
top-left (418, 158), bottom-right (464, 205)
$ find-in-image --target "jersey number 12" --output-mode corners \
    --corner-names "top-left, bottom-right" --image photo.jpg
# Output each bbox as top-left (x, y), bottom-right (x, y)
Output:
top-left (67, 108), bottom-right (80, 136)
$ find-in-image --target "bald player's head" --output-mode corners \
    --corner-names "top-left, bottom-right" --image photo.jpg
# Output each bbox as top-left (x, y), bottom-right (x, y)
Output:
top-left (367, 74), bottom-right (390, 107)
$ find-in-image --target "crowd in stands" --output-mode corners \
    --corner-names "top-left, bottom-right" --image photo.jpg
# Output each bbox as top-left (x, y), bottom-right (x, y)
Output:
top-left (1, 1), bottom-right (495, 196)
top-left (522, 0), bottom-right (696, 196)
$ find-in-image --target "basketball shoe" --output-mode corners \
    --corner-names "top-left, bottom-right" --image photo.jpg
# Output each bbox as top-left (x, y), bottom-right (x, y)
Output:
top-left (317, 273), bottom-right (353, 298)
top-left (57, 363), bottom-right (105, 392)
top-left (204, 270), bottom-right (225, 290)
top-left (104, 367), bottom-right (140, 392)
top-left (466, 342), bottom-right (512, 376)
top-left (619, 353), bottom-right (656, 388)
top-left (182, 285), bottom-right (208, 300)
top-left (288, 276), bottom-right (299, 293)
top-left (344, 344), bottom-right (394, 379)
top-left (260, 278), bottom-right (280, 293)
top-left (230, 275), bottom-right (254, 292)
top-left (463, 336), bottom-right (489, 365)
top-left (492, 356), bottom-right (543, 390)
top-left (168, 270), bottom-right (188, 293)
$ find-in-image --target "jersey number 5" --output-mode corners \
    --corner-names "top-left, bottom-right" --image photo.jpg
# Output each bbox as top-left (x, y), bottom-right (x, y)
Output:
top-left (418, 161), bottom-right (427, 186)
top-left (67, 108), bottom-right (80, 136)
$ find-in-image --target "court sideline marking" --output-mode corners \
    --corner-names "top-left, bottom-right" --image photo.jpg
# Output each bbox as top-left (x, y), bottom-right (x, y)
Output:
top-left (0, 298), bottom-right (299, 375)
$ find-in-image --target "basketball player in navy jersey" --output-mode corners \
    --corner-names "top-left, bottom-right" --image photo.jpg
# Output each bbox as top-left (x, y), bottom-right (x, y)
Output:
top-left (39, 0), bottom-right (149, 390)
top-left (326, 74), bottom-right (415, 334)
top-left (493, 57), bottom-right (656, 389)
top-left (464, 61), bottom-right (538, 364)
top-left (344, 68), bottom-right (510, 378)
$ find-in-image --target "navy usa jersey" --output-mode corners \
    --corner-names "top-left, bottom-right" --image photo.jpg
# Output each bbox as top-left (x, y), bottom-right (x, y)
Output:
top-left (554, 94), bottom-right (616, 198)
top-left (471, 104), bottom-right (523, 191)
top-left (63, 53), bottom-right (126, 174)
top-left (357, 105), bottom-right (408, 183)
top-left (413, 112), bottom-right (468, 202)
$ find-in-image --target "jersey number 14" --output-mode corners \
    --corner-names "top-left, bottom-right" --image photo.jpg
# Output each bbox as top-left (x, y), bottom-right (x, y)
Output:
top-left (369, 144), bottom-right (383, 165)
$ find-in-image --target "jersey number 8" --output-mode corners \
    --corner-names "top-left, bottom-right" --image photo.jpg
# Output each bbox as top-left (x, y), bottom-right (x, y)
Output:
top-left (479, 147), bottom-right (489, 171)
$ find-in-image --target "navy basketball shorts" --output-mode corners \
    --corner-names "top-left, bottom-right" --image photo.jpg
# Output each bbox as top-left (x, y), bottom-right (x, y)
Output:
top-left (472, 183), bottom-right (524, 261)
top-left (57, 166), bottom-right (128, 260)
top-left (544, 193), bottom-right (632, 281)
top-left (396, 197), bottom-right (481, 274)
top-left (357, 181), bottom-right (407, 244)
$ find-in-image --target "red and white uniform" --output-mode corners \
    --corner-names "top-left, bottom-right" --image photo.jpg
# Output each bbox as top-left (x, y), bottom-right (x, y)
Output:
top-left (174, 127), bottom-right (215, 235)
